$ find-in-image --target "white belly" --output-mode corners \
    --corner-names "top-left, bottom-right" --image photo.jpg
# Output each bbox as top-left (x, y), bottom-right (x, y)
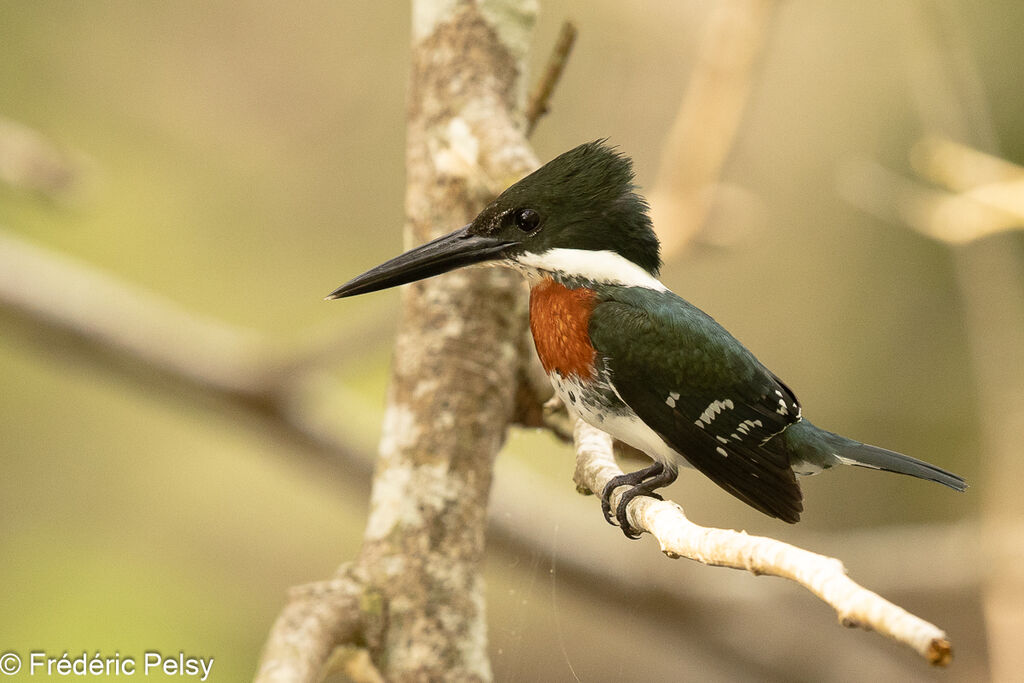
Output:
top-left (549, 373), bottom-right (691, 470)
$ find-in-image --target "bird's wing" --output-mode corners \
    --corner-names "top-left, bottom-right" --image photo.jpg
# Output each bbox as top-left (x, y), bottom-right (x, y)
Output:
top-left (589, 288), bottom-right (804, 522)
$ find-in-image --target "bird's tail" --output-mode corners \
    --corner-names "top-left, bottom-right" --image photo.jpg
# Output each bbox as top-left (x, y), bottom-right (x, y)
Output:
top-left (784, 420), bottom-right (967, 491)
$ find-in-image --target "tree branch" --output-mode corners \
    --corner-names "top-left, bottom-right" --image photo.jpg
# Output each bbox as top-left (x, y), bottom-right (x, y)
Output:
top-left (572, 419), bottom-right (954, 666)
top-left (258, 1), bottom-right (541, 679)
top-left (255, 570), bottom-right (365, 683)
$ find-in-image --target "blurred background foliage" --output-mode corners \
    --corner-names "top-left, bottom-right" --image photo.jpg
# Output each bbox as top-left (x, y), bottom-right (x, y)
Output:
top-left (1, 1), bottom-right (1021, 680)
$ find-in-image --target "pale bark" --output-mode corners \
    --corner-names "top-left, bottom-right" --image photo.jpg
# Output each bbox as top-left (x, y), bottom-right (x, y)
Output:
top-left (256, 573), bottom-right (365, 683)
top-left (574, 420), bottom-right (953, 665)
top-left (354, 3), bottom-right (538, 679)
top-left (257, 1), bottom-right (540, 680)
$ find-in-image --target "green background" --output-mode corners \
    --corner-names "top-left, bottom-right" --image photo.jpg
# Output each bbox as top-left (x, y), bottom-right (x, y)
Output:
top-left (2, 1), bottom-right (1018, 680)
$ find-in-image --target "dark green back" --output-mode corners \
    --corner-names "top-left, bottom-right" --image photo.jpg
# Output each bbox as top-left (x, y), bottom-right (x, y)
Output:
top-left (589, 286), bottom-right (804, 522)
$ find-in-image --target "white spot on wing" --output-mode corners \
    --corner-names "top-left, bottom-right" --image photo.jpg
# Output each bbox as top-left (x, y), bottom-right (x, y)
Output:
top-left (734, 418), bottom-right (764, 439)
top-left (697, 399), bottom-right (735, 426)
top-left (776, 397), bottom-right (789, 415)
top-left (716, 446), bottom-right (729, 457)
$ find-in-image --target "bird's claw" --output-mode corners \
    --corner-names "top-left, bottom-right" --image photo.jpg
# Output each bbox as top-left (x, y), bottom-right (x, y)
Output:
top-left (601, 480), bottom-right (664, 540)
top-left (599, 462), bottom-right (675, 539)
top-left (600, 481), bottom-right (618, 526)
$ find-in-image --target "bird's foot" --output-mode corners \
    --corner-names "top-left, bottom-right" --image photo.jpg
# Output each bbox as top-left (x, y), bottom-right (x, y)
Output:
top-left (600, 462), bottom-right (677, 539)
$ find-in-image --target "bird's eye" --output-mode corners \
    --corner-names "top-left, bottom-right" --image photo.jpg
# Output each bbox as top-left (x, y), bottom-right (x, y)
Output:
top-left (514, 208), bottom-right (541, 232)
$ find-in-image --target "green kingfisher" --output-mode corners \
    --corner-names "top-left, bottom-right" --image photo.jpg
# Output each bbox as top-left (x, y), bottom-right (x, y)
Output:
top-left (328, 140), bottom-right (966, 538)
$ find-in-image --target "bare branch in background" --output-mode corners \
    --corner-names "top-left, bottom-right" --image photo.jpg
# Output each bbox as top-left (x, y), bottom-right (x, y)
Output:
top-left (0, 229), bottom-right (277, 399)
top-left (648, 0), bottom-right (777, 258)
top-left (837, 140), bottom-right (1023, 246)
top-left (844, 3), bottom-right (1023, 677)
top-left (0, 116), bottom-right (80, 198)
top-left (911, 138), bottom-right (1024, 228)
top-left (911, 136), bottom-right (1024, 191)
top-left (836, 155), bottom-right (1021, 245)
top-left (525, 20), bottom-right (578, 137)
top-left (573, 420), bottom-right (954, 666)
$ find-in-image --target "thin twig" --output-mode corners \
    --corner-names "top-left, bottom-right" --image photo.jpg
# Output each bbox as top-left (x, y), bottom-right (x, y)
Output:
top-left (525, 20), bottom-right (577, 137)
top-left (572, 419), bottom-right (954, 666)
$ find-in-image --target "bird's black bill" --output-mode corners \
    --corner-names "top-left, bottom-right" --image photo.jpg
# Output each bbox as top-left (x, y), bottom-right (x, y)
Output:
top-left (327, 225), bottom-right (513, 299)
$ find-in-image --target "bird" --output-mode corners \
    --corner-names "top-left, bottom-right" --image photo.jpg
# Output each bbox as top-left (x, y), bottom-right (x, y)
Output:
top-left (328, 140), bottom-right (966, 538)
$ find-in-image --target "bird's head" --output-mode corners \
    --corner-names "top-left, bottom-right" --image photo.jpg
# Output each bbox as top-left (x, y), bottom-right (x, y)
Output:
top-left (328, 140), bottom-right (662, 299)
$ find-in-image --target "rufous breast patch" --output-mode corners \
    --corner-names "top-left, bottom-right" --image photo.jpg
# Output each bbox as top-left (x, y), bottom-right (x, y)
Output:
top-left (529, 278), bottom-right (598, 380)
